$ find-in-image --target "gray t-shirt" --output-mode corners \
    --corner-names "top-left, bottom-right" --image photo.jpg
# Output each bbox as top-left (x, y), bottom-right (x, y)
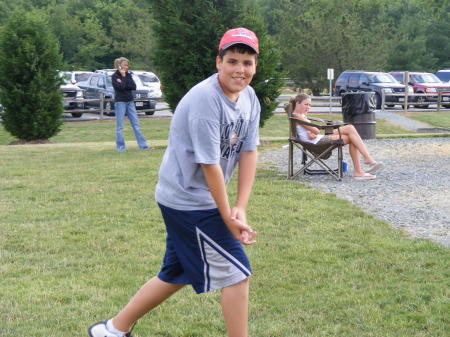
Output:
top-left (155, 73), bottom-right (261, 210)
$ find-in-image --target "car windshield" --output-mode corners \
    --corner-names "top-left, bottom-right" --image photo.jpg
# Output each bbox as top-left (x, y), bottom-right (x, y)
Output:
top-left (75, 73), bottom-right (91, 82)
top-left (131, 75), bottom-right (146, 88)
top-left (411, 73), bottom-right (442, 84)
top-left (138, 74), bottom-right (159, 83)
top-left (60, 72), bottom-right (72, 84)
top-left (368, 73), bottom-right (397, 83)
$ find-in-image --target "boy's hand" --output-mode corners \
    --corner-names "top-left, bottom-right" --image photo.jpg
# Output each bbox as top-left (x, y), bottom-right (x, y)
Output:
top-left (227, 207), bottom-right (256, 245)
top-left (225, 217), bottom-right (257, 245)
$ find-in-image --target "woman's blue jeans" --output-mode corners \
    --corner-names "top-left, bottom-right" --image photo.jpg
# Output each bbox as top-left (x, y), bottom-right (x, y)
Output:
top-left (115, 101), bottom-right (148, 151)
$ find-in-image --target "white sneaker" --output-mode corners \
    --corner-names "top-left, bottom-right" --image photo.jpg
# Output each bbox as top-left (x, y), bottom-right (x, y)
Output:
top-left (88, 321), bottom-right (133, 337)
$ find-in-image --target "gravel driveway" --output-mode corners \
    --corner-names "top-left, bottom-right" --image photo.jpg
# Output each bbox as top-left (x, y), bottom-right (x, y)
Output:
top-left (259, 137), bottom-right (450, 247)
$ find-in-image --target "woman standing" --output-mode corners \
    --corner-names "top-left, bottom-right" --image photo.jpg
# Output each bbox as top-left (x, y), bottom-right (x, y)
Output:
top-left (112, 57), bottom-right (149, 151)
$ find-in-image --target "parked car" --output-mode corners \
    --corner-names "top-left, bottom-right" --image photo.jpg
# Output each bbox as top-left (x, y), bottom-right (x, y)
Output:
top-left (334, 70), bottom-right (413, 109)
top-left (59, 72), bottom-right (85, 118)
top-left (435, 69), bottom-right (450, 83)
top-left (61, 71), bottom-right (93, 85)
top-left (131, 70), bottom-right (163, 99)
top-left (77, 70), bottom-right (156, 116)
top-left (390, 71), bottom-right (450, 108)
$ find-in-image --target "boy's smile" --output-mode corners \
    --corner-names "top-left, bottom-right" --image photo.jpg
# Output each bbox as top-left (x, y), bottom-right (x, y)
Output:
top-left (216, 50), bottom-right (257, 102)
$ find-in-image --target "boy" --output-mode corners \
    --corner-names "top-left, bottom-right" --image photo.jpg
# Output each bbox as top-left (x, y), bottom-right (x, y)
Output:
top-left (88, 27), bottom-right (260, 337)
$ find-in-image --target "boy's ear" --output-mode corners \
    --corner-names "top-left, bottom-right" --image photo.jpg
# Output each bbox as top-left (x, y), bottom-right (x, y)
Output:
top-left (215, 55), bottom-right (222, 70)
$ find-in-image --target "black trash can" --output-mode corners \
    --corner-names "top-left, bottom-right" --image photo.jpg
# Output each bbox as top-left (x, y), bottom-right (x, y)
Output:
top-left (342, 92), bottom-right (376, 139)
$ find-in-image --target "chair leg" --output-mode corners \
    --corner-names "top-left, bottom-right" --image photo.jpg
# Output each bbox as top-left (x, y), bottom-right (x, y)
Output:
top-left (288, 142), bottom-right (344, 182)
top-left (293, 145), bottom-right (343, 181)
top-left (288, 141), bottom-right (293, 179)
top-left (337, 145), bottom-right (343, 179)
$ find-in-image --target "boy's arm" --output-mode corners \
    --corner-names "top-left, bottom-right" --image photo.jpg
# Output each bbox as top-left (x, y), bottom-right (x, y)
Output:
top-left (232, 150), bottom-right (258, 244)
top-left (201, 163), bottom-right (256, 245)
top-left (234, 150), bottom-right (258, 218)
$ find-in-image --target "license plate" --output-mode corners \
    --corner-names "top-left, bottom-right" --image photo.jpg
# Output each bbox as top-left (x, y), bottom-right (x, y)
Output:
top-left (443, 97), bottom-right (449, 102)
top-left (398, 98), bottom-right (404, 102)
top-left (136, 102), bottom-right (143, 107)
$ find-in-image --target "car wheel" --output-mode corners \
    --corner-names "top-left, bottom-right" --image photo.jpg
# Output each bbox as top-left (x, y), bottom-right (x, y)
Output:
top-left (145, 101), bottom-right (156, 115)
top-left (104, 100), bottom-right (115, 116)
top-left (442, 104), bottom-right (450, 108)
top-left (416, 95), bottom-right (429, 108)
top-left (374, 93), bottom-right (382, 109)
top-left (71, 112), bottom-right (82, 118)
top-left (386, 104), bottom-right (395, 108)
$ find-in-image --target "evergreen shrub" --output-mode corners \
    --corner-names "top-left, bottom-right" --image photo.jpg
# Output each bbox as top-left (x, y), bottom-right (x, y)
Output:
top-left (0, 11), bottom-right (64, 141)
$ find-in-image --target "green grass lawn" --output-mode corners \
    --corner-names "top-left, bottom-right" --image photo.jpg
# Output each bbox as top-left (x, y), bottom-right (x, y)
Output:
top-left (1, 137), bottom-right (448, 336)
top-left (0, 111), bottom-right (415, 146)
top-left (403, 110), bottom-right (450, 128)
top-left (0, 117), bottom-right (172, 145)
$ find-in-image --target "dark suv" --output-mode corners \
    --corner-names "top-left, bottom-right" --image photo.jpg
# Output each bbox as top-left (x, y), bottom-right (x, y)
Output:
top-left (435, 69), bottom-right (450, 83)
top-left (390, 71), bottom-right (450, 108)
top-left (334, 70), bottom-right (412, 109)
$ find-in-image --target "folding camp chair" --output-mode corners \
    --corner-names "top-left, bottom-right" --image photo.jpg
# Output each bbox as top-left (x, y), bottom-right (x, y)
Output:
top-left (285, 102), bottom-right (347, 181)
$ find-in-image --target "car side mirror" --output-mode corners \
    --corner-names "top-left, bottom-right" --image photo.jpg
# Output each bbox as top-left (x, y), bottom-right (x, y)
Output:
top-left (71, 79), bottom-right (76, 84)
top-left (362, 81), bottom-right (369, 86)
top-left (408, 81), bottom-right (414, 86)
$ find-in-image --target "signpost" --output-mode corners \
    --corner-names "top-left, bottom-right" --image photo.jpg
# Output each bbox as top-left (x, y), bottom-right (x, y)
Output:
top-left (327, 68), bottom-right (334, 113)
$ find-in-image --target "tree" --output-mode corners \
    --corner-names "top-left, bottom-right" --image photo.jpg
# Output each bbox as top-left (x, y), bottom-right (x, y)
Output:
top-left (0, 11), bottom-right (64, 141)
top-left (385, 1), bottom-right (437, 71)
top-left (271, 0), bottom-right (390, 94)
top-left (2, 0), bottom-right (158, 71)
top-left (149, 0), bottom-right (284, 126)
top-left (91, 0), bottom-right (156, 70)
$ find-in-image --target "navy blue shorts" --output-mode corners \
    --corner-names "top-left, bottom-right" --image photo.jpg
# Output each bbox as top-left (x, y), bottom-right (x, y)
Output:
top-left (157, 203), bottom-right (252, 294)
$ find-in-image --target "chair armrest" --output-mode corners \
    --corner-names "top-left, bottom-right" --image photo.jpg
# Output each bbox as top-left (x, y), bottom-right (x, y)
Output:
top-left (290, 117), bottom-right (346, 130)
top-left (308, 116), bottom-right (326, 124)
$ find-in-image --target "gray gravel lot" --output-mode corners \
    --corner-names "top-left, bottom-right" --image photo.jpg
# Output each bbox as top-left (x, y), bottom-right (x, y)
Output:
top-left (259, 137), bottom-right (450, 247)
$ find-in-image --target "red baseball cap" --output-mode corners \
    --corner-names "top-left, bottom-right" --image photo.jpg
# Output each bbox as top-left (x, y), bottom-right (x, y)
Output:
top-left (218, 27), bottom-right (259, 54)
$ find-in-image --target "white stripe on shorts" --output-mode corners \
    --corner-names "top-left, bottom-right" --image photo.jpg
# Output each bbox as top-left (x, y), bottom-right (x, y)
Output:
top-left (196, 227), bottom-right (251, 292)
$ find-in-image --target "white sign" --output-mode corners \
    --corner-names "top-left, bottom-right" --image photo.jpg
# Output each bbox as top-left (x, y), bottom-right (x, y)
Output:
top-left (327, 68), bottom-right (334, 80)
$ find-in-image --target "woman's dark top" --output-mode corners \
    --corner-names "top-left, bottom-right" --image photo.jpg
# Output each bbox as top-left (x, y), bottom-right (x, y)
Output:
top-left (111, 70), bottom-right (136, 102)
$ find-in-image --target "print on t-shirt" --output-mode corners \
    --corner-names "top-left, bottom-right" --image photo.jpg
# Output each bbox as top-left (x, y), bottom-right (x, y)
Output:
top-left (220, 116), bottom-right (248, 160)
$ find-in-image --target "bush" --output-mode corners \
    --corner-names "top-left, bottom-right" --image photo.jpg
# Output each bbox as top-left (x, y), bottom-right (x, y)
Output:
top-left (0, 11), bottom-right (64, 141)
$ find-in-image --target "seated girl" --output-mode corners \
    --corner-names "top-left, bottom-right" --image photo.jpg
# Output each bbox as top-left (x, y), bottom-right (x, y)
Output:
top-left (290, 93), bottom-right (384, 180)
